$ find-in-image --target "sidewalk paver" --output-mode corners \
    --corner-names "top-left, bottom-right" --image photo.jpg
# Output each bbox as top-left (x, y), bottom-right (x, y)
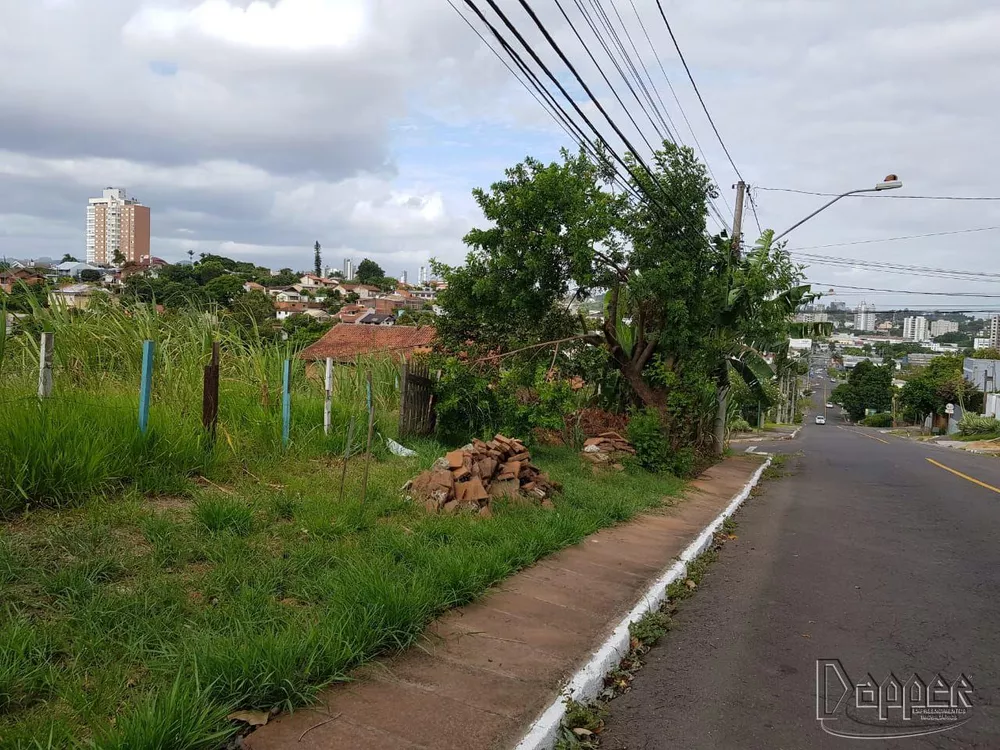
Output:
top-left (245, 455), bottom-right (764, 750)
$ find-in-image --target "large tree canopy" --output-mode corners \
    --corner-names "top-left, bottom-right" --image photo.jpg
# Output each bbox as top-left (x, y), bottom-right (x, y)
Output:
top-left (436, 143), bottom-right (811, 451)
top-left (356, 259), bottom-right (385, 285)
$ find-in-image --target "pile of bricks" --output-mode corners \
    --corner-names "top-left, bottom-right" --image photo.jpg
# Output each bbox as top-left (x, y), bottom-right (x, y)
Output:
top-left (580, 431), bottom-right (636, 469)
top-left (406, 435), bottom-right (558, 516)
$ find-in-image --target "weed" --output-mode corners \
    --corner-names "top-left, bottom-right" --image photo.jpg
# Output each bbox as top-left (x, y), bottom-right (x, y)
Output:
top-left (629, 610), bottom-right (671, 646)
top-left (92, 671), bottom-right (235, 750)
top-left (192, 497), bottom-right (254, 536)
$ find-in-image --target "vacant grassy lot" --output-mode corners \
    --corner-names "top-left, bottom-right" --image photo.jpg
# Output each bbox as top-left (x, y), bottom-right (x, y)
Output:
top-left (0, 304), bottom-right (686, 748)
top-left (0, 445), bottom-right (683, 748)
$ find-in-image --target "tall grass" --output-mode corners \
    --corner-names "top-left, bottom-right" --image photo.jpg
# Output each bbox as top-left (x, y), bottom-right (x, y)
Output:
top-left (0, 304), bottom-right (402, 515)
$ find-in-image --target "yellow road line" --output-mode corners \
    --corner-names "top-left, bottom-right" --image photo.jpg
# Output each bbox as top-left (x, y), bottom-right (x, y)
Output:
top-left (837, 426), bottom-right (888, 444)
top-left (926, 458), bottom-right (1000, 495)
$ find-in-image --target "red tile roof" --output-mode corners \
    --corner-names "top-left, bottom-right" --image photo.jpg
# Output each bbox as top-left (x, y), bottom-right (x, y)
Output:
top-left (299, 324), bottom-right (436, 362)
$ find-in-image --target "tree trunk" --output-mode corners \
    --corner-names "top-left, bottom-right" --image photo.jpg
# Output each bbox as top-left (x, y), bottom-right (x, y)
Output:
top-left (622, 363), bottom-right (666, 409)
top-left (713, 384), bottom-right (729, 456)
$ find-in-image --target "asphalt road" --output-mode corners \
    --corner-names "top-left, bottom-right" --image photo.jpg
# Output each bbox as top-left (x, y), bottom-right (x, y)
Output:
top-left (600, 385), bottom-right (1000, 749)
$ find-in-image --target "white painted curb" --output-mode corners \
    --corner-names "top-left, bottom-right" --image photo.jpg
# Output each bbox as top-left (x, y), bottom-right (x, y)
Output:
top-left (512, 457), bottom-right (772, 750)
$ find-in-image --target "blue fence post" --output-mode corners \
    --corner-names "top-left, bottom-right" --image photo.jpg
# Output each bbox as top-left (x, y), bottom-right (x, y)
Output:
top-left (282, 358), bottom-right (292, 447)
top-left (138, 340), bottom-right (155, 434)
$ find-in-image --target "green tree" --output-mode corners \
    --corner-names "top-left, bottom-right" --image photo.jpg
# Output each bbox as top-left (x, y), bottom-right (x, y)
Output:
top-left (61, 254), bottom-right (78, 263)
top-left (839, 360), bottom-right (894, 421)
top-left (356, 258), bottom-right (385, 285)
top-left (227, 290), bottom-right (276, 339)
top-left (934, 331), bottom-right (971, 346)
top-left (79, 269), bottom-right (102, 283)
top-left (900, 354), bottom-right (981, 423)
top-left (973, 347), bottom-right (1000, 359)
top-left (195, 261), bottom-right (226, 285)
top-left (314, 241), bottom-right (322, 277)
top-left (203, 275), bottom-right (245, 307)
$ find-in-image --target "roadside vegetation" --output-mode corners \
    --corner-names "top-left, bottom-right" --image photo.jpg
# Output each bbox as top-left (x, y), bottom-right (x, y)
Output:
top-left (0, 140), bottom-right (813, 747)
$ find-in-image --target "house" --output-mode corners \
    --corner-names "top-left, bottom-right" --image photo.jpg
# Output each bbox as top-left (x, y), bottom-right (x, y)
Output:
top-left (275, 301), bottom-right (310, 320)
top-left (270, 288), bottom-right (302, 303)
top-left (0, 269), bottom-right (45, 293)
top-left (299, 325), bottom-right (436, 363)
top-left (54, 261), bottom-right (105, 279)
top-left (374, 294), bottom-right (425, 315)
top-left (243, 281), bottom-right (266, 293)
top-left (360, 313), bottom-right (395, 326)
top-left (302, 309), bottom-right (332, 321)
top-left (48, 283), bottom-right (111, 310)
top-left (298, 273), bottom-right (324, 290)
top-left (335, 303), bottom-right (375, 324)
top-left (339, 283), bottom-right (380, 300)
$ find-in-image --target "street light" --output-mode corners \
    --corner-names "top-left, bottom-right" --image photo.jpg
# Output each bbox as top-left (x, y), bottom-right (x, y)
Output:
top-left (772, 175), bottom-right (902, 242)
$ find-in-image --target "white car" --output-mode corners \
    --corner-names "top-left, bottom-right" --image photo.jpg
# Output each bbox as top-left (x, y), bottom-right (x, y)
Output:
top-left (825, 402), bottom-right (834, 409)
top-left (815, 415), bottom-right (826, 425)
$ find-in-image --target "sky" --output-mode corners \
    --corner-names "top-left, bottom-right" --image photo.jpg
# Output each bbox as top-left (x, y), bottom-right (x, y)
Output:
top-left (1, 0), bottom-right (999, 312)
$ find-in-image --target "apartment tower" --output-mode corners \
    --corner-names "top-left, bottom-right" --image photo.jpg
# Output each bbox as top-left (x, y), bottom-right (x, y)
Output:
top-left (86, 188), bottom-right (150, 265)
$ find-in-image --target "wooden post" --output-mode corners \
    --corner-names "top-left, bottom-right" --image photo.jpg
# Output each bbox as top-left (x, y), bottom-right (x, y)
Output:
top-left (138, 340), bottom-right (155, 434)
top-left (338, 417), bottom-right (356, 503)
top-left (202, 342), bottom-right (220, 438)
top-left (398, 360), bottom-right (409, 437)
top-left (324, 357), bottom-right (334, 435)
top-left (37, 332), bottom-right (53, 398)
top-left (360, 370), bottom-right (375, 503)
top-left (281, 359), bottom-right (292, 448)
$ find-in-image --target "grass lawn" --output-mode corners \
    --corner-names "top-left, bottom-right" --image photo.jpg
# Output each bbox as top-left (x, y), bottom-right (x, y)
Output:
top-left (954, 432), bottom-right (1000, 442)
top-left (0, 443), bottom-right (684, 748)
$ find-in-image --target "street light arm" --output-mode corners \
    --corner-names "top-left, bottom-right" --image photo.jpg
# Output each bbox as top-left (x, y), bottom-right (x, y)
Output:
top-left (772, 188), bottom-right (874, 243)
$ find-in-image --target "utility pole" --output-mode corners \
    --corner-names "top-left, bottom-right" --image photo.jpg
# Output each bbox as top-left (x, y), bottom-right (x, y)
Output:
top-left (731, 181), bottom-right (746, 260)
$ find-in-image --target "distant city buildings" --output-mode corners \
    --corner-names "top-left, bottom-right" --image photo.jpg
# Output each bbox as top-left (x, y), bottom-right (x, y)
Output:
top-left (903, 315), bottom-right (929, 342)
top-left (853, 302), bottom-right (876, 332)
top-left (86, 188), bottom-right (150, 265)
top-left (343, 258), bottom-right (354, 280)
top-left (930, 319), bottom-right (959, 338)
top-left (990, 315), bottom-right (1000, 350)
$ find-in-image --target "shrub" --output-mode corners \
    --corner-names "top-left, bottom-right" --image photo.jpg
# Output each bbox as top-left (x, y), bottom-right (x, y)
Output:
top-left (861, 413), bottom-right (893, 428)
top-left (627, 408), bottom-right (671, 472)
top-left (729, 417), bottom-right (752, 433)
top-left (958, 414), bottom-right (1000, 436)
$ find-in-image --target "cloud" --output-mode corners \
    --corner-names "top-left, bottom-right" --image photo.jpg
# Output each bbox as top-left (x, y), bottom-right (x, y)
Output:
top-left (125, 0), bottom-right (368, 51)
top-left (1, 0), bottom-right (999, 312)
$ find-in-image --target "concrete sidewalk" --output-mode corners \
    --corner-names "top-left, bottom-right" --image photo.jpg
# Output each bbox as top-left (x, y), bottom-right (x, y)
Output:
top-left (245, 455), bottom-right (766, 750)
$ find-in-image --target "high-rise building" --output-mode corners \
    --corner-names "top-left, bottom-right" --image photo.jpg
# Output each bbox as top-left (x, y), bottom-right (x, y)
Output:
top-left (418, 266), bottom-right (427, 285)
top-left (853, 302), bottom-right (876, 332)
top-left (903, 316), bottom-right (929, 342)
top-left (86, 188), bottom-right (150, 265)
top-left (400, 270), bottom-right (408, 285)
top-left (929, 319), bottom-right (959, 338)
top-left (989, 315), bottom-right (1000, 350)
top-left (343, 259), bottom-right (354, 280)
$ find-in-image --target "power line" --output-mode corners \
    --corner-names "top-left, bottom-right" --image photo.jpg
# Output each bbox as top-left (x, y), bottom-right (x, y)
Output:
top-left (655, 1), bottom-right (745, 181)
top-left (790, 251), bottom-right (1000, 283)
top-left (758, 186), bottom-right (1000, 201)
top-left (626, 0), bottom-right (731, 218)
top-left (789, 225), bottom-right (1000, 251)
top-left (808, 282), bottom-right (1000, 298)
top-left (457, 0), bottom-right (653, 208)
top-left (747, 184), bottom-right (763, 235)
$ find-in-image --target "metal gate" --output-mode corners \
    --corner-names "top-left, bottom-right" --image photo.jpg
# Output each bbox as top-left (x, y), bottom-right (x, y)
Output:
top-left (399, 361), bottom-right (436, 437)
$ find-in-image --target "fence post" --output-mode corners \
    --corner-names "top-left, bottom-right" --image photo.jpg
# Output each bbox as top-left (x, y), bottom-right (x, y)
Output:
top-left (138, 340), bottom-right (155, 434)
top-left (282, 359), bottom-right (292, 448)
top-left (37, 332), bottom-right (53, 398)
top-left (338, 417), bottom-right (356, 503)
top-left (324, 357), bottom-right (334, 435)
top-left (398, 360), bottom-right (409, 437)
top-left (360, 370), bottom-right (375, 503)
top-left (202, 342), bottom-right (220, 438)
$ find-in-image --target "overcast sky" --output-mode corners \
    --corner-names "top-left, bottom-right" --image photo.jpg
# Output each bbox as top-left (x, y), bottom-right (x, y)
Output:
top-left (1, 0), bottom-right (998, 312)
